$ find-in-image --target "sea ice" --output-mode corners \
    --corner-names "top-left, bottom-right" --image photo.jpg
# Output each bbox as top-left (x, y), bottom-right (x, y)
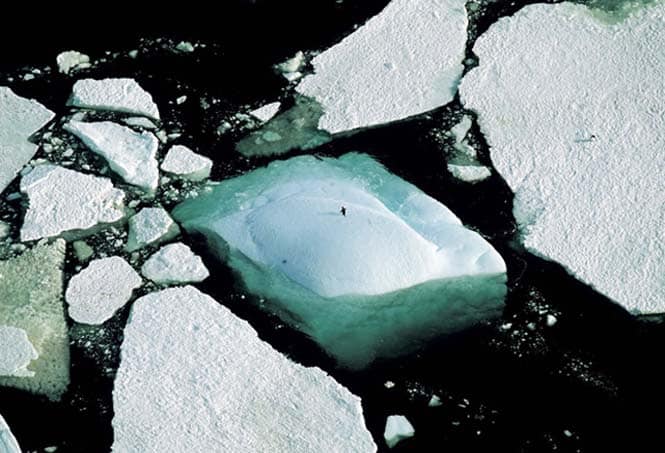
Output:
top-left (122, 117), bottom-right (156, 130)
top-left (0, 325), bottom-right (38, 377)
top-left (0, 240), bottom-right (70, 400)
top-left (160, 145), bottom-right (212, 181)
top-left (447, 164), bottom-right (491, 183)
top-left (460, 1), bottom-right (665, 313)
top-left (20, 165), bottom-right (125, 242)
top-left (384, 415), bottom-right (415, 448)
top-left (66, 257), bottom-right (142, 325)
top-left (249, 102), bottom-right (281, 123)
top-left (0, 87), bottom-right (55, 194)
top-left (126, 207), bottom-right (180, 252)
top-left (296, 0), bottom-right (468, 134)
top-left (0, 413), bottom-right (21, 453)
top-left (112, 286), bottom-right (376, 452)
top-left (68, 78), bottom-right (160, 120)
top-left (173, 153), bottom-right (506, 368)
top-left (141, 243), bottom-right (209, 284)
top-left (64, 120), bottom-right (160, 191)
top-left (56, 50), bottom-right (90, 74)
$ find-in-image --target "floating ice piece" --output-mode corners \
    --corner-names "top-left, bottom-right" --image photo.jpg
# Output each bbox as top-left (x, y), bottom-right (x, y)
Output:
top-left (296, 0), bottom-right (468, 134)
top-left (0, 413), bottom-right (21, 453)
top-left (0, 221), bottom-right (9, 239)
top-left (173, 153), bottom-right (506, 368)
top-left (276, 50), bottom-right (305, 75)
top-left (66, 257), bottom-right (142, 325)
top-left (447, 164), bottom-right (491, 183)
top-left (20, 165), bottom-right (125, 242)
top-left (0, 325), bottom-right (38, 377)
top-left (68, 78), bottom-right (160, 120)
top-left (126, 207), bottom-right (180, 252)
top-left (64, 120), bottom-right (159, 191)
top-left (56, 50), bottom-right (90, 74)
top-left (141, 243), bottom-right (208, 284)
top-left (175, 41), bottom-right (195, 53)
top-left (160, 145), bottom-right (212, 181)
top-left (0, 240), bottom-right (70, 400)
top-left (428, 395), bottom-right (443, 407)
top-left (249, 102), bottom-right (281, 123)
top-left (0, 87), bottom-right (55, 194)
top-left (122, 117), bottom-right (156, 130)
top-left (113, 286), bottom-right (376, 452)
top-left (384, 415), bottom-right (415, 448)
top-left (460, 1), bottom-right (665, 313)
top-left (72, 240), bottom-right (94, 262)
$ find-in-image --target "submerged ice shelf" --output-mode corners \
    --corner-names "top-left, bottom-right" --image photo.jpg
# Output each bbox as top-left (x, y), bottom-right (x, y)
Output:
top-left (174, 153), bottom-right (506, 368)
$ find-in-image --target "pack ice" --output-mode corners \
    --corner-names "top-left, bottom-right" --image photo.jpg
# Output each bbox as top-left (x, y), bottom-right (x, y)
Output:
top-left (460, 2), bottom-right (665, 313)
top-left (173, 153), bottom-right (506, 368)
top-left (112, 286), bottom-right (376, 453)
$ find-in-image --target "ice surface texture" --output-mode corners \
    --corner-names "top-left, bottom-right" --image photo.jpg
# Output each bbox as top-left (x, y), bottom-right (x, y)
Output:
top-left (174, 153), bottom-right (506, 368)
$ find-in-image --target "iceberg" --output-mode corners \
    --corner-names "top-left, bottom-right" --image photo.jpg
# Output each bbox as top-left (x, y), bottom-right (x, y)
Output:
top-left (173, 153), bottom-right (506, 368)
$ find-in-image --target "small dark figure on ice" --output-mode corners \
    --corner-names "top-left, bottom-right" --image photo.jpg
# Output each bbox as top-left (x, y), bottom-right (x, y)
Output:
top-left (340, 206), bottom-right (347, 216)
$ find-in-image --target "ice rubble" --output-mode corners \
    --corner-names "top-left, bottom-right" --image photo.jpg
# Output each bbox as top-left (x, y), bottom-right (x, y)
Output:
top-left (68, 78), bottom-right (160, 120)
top-left (0, 413), bottom-right (21, 453)
top-left (113, 286), bottom-right (376, 453)
top-left (384, 415), bottom-right (415, 448)
top-left (66, 257), bottom-right (142, 325)
top-left (160, 145), bottom-right (212, 181)
top-left (460, 2), bottom-right (665, 313)
top-left (0, 325), bottom-right (38, 377)
top-left (446, 115), bottom-right (491, 183)
top-left (173, 153), bottom-right (506, 368)
top-left (64, 120), bottom-right (160, 191)
top-left (141, 243), bottom-right (209, 284)
top-left (126, 207), bottom-right (180, 252)
top-left (0, 240), bottom-right (70, 400)
top-left (0, 87), bottom-right (55, 194)
top-left (296, 0), bottom-right (468, 134)
top-left (20, 165), bottom-right (125, 242)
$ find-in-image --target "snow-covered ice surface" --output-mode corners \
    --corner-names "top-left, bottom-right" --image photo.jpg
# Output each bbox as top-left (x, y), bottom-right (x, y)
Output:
top-left (296, 0), bottom-right (468, 134)
top-left (0, 325), bottom-right (38, 377)
top-left (56, 50), bottom-right (90, 74)
top-left (67, 78), bottom-right (160, 120)
top-left (66, 257), bottom-right (142, 325)
top-left (249, 102), bottom-right (281, 122)
top-left (141, 242), bottom-right (209, 284)
top-left (64, 120), bottom-right (160, 191)
top-left (112, 286), bottom-right (376, 453)
top-left (0, 240), bottom-right (69, 400)
top-left (384, 415), bottom-right (415, 448)
top-left (0, 413), bottom-right (21, 453)
top-left (160, 145), bottom-right (212, 181)
top-left (20, 165), bottom-right (125, 242)
top-left (173, 153), bottom-right (506, 367)
top-left (126, 207), bottom-right (180, 252)
top-left (460, 1), bottom-right (665, 313)
top-left (0, 87), bottom-right (55, 194)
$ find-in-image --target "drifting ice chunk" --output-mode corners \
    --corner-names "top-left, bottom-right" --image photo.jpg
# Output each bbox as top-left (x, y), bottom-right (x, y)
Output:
top-left (175, 41), bottom-right (195, 53)
top-left (0, 87), bottom-right (55, 194)
top-left (0, 413), bottom-right (21, 453)
top-left (68, 78), bottom-right (160, 120)
top-left (66, 257), bottom-right (142, 325)
top-left (113, 286), bottom-right (376, 452)
top-left (173, 153), bottom-right (506, 368)
top-left (20, 165), bottom-right (125, 242)
top-left (122, 117), bottom-right (156, 130)
top-left (249, 102), bottom-right (281, 123)
top-left (0, 325), bottom-right (38, 377)
top-left (56, 50), bottom-right (90, 74)
top-left (447, 164), bottom-right (491, 183)
top-left (296, 0), bottom-right (468, 134)
top-left (160, 145), bottom-right (212, 181)
top-left (460, 2), bottom-right (665, 313)
top-left (0, 240), bottom-right (70, 400)
top-left (126, 207), bottom-right (180, 252)
top-left (64, 120), bottom-right (160, 191)
top-left (384, 415), bottom-right (415, 448)
top-left (141, 243), bottom-right (209, 284)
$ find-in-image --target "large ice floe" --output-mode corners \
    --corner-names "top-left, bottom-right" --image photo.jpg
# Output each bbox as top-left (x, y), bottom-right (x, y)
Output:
top-left (0, 87), bottom-right (55, 194)
top-left (0, 240), bottom-right (70, 400)
top-left (113, 286), bottom-right (376, 452)
top-left (460, 2), bottom-right (665, 313)
top-left (67, 78), bottom-right (160, 120)
top-left (0, 413), bottom-right (21, 453)
top-left (173, 153), bottom-right (506, 368)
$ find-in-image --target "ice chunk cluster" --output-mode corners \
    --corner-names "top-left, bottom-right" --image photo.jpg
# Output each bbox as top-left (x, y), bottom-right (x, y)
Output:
top-left (174, 153), bottom-right (506, 367)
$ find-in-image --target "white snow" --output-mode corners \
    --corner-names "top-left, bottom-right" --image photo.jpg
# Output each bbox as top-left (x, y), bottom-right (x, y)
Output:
top-left (141, 243), bottom-right (209, 284)
top-left (20, 165), bottom-right (125, 242)
top-left (460, 1), bottom-right (665, 314)
top-left (160, 145), bottom-right (212, 181)
top-left (126, 207), bottom-right (180, 252)
top-left (384, 415), bottom-right (415, 448)
top-left (64, 120), bottom-right (160, 191)
top-left (66, 257), bottom-right (142, 325)
top-left (0, 87), bottom-right (55, 194)
top-left (296, 0), bottom-right (468, 134)
top-left (0, 325), bottom-right (38, 377)
top-left (0, 413), bottom-right (21, 453)
top-left (249, 102), bottom-right (281, 122)
top-left (173, 153), bottom-right (506, 368)
top-left (56, 50), bottom-right (90, 74)
top-left (112, 286), bottom-right (376, 453)
top-left (447, 164), bottom-right (491, 183)
top-left (68, 78), bottom-right (160, 120)
top-left (122, 117), bottom-right (156, 129)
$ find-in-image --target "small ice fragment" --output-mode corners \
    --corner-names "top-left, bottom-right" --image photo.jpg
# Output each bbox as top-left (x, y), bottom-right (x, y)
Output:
top-left (56, 50), bottom-right (90, 74)
top-left (123, 117), bottom-right (157, 130)
top-left (0, 221), bottom-right (9, 239)
top-left (175, 41), bottom-right (195, 53)
top-left (0, 325), bottom-right (39, 377)
top-left (447, 164), bottom-right (491, 183)
top-left (141, 242), bottom-right (209, 284)
top-left (161, 145), bottom-right (212, 182)
top-left (72, 240), bottom-right (94, 262)
top-left (249, 102), bottom-right (281, 123)
top-left (564, 429), bottom-right (573, 437)
top-left (384, 415), bottom-right (415, 448)
top-left (276, 51), bottom-right (304, 74)
top-left (68, 78), bottom-right (160, 120)
top-left (428, 395), bottom-right (443, 407)
top-left (546, 314), bottom-right (558, 327)
top-left (126, 207), bottom-right (180, 252)
top-left (384, 381), bottom-right (395, 389)
top-left (176, 95), bottom-right (187, 105)
top-left (128, 50), bottom-right (139, 59)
